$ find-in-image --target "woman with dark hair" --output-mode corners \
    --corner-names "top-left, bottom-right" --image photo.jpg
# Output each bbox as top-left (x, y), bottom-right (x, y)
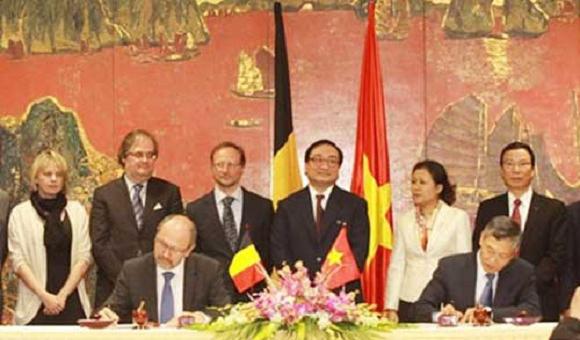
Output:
top-left (8, 149), bottom-right (92, 325)
top-left (385, 160), bottom-right (471, 322)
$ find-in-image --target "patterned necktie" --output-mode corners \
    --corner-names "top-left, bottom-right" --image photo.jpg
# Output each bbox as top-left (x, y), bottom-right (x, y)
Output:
top-left (132, 184), bottom-right (144, 230)
top-left (222, 196), bottom-right (238, 251)
top-left (315, 194), bottom-right (325, 237)
top-left (512, 198), bottom-right (522, 229)
top-left (159, 272), bottom-right (175, 323)
top-left (479, 273), bottom-right (495, 307)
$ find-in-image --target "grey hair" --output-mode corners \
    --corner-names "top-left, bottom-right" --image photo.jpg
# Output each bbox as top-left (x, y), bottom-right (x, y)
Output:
top-left (482, 216), bottom-right (521, 247)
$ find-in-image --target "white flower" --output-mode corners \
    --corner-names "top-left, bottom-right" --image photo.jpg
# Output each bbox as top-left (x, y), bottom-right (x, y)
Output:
top-left (270, 313), bottom-right (283, 323)
top-left (315, 312), bottom-right (332, 330)
top-left (355, 313), bottom-right (379, 327)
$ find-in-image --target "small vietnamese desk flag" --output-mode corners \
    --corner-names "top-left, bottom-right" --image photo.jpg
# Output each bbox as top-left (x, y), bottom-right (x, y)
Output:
top-left (229, 230), bottom-right (266, 293)
top-left (321, 225), bottom-right (361, 290)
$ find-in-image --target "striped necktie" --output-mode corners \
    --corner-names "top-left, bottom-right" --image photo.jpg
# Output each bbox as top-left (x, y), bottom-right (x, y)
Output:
top-left (132, 184), bottom-right (144, 230)
top-left (222, 196), bottom-right (238, 251)
top-left (479, 273), bottom-right (495, 307)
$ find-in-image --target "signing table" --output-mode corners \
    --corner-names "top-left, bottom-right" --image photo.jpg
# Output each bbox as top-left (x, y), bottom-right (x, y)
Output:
top-left (0, 323), bottom-right (558, 340)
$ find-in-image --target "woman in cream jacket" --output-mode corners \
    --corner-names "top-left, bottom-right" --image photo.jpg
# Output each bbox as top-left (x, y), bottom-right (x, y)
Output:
top-left (8, 150), bottom-right (92, 324)
top-left (385, 160), bottom-right (471, 322)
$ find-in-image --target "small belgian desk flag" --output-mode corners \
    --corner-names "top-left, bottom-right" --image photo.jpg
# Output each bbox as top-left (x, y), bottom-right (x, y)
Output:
top-left (229, 229), bottom-right (266, 293)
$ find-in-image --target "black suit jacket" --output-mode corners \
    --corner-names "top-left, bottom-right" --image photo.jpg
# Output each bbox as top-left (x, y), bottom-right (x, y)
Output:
top-left (414, 253), bottom-right (541, 322)
top-left (90, 176), bottom-right (183, 307)
top-left (472, 191), bottom-right (567, 320)
top-left (185, 188), bottom-right (273, 302)
top-left (0, 190), bottom-right (9, 315)
top-left (562, 201), bottom-right (580, 308)
top-left (271, 186), bottom-right (369, 295)
top-left (104, 252), bottom-right (230, 323)
top-left (550, 317), bottom-right (580, 340)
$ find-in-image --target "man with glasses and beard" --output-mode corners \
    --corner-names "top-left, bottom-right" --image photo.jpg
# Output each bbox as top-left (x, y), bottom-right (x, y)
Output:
top-left (98, 215), bottom-right (229, 324)
top-left (186, 141), bottom-right (273, 302)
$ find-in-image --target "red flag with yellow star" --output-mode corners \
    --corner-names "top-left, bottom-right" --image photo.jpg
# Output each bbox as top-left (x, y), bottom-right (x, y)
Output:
top-left (350, 1), bottom-right (393, 311)
top-left (321, 226), bottom-right (360, 290)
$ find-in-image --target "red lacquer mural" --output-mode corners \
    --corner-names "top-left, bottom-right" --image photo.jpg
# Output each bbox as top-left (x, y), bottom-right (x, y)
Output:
top-left (0, 1), bottom-right (578, 213)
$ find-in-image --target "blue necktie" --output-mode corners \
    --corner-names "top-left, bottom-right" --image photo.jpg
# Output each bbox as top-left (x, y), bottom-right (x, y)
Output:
top-left (479, 273), bottom-right (495, 307)
top-left (132, 184), bottom-right (144, 230)
top-left (160, 272), bottom-right (175, 323)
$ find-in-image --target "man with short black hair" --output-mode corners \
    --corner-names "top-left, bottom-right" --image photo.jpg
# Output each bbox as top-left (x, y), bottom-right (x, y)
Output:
top-left (472, 141), bottom-right (567, 321)
top-left (415, 216), bottom-right (540, 323)
top-left (91, 129), bottom-right (183, 307)
top-left (271, 139), bottom-right (369, 298)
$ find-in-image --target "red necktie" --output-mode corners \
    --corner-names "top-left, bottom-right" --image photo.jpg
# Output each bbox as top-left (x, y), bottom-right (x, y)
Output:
top-left (512, 199), bottom-right (522, 229)
top-left (316, 194), bottom-right (325, 237)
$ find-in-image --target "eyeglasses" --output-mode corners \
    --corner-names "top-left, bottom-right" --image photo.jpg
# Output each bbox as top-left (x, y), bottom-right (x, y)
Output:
top-left (309, 156), bottom-right (340, 168)
top-left (502, 161), bottom-right (532, 169)
top-left (212, 162), bottom-right (242, 170)
top-left (155, 237), bottom-right (189, 254)
top-left (127, 151), bottom-right (157, 160)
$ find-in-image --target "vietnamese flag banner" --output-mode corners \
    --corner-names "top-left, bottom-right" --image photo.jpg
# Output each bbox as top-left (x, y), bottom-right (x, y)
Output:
top-left (321, 226), bottom-right (361, 290)
top-left (350, 1), bottom-right (393, 311)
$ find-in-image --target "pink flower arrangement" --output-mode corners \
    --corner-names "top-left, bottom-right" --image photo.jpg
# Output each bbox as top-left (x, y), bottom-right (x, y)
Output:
top-left (252, 262), bottom-right (357, 325)
top-left (188, 262), bottom-right (396, 339)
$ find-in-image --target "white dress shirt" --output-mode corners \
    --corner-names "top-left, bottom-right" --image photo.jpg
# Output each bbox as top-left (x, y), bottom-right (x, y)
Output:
top-left (214, 186), bottom-right (243, 234)
top-left (156, 260), bottom-right (185, 320)
top-left (308, 185), bottom-right (334, 221)
top-left (507, 187), bottom-right (533, 231)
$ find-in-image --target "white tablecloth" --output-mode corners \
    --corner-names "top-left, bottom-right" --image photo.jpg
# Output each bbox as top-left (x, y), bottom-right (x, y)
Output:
top-left (0, 322), bottom-right (558, 340)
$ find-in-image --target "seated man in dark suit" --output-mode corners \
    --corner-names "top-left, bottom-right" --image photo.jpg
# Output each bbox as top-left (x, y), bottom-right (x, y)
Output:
top-left (415, 216), bottom-right (540, 323)
top-left (551, 286), bottom-right (580, 340)
top-left (271, 139), bottom-right (369, 300)
top-left (98, 214), bottom-right (230, 325)
top-left (562, 200), bottom-right (580, 314)
top-left (472, 141), bottom-right (567, 321)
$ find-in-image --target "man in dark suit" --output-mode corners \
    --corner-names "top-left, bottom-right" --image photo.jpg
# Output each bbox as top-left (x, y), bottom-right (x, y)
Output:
top-left (90, 129), bottom-right (183, 307)
top-left (471, 141), bottom-right (567, 321)
top-left (415, 216), bottom-right (540, 323)
top-left (271, 140), bottom-right (369, 299)
top-left (0, 189), bottom-right (9, 320)
top-left (562, 200), bottom-right (580, 313)
top-left (98, 214), bottom-right (229, 324)
top-left (186, 141), bottom-right (273, 303)
top-left (551, 287), bottom-right (580, 340)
